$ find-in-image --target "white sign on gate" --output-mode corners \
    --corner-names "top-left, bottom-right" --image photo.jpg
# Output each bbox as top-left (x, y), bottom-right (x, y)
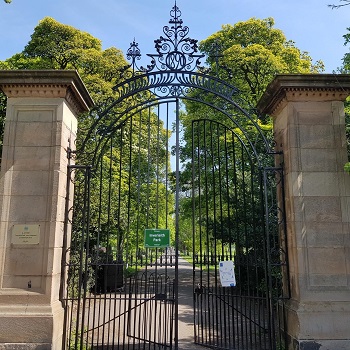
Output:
top-left (219, 260), bottom-right (236, 287)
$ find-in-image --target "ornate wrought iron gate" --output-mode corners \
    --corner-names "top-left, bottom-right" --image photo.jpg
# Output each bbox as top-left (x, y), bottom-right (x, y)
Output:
top-left (60, 4), bottom-right (289, 350)
top-left (191, 124), bottom-right (289, 349)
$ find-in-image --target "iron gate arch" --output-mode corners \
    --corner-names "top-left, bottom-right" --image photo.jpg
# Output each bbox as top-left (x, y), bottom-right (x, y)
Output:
top-left (61, 3), bottom-right (290, 350)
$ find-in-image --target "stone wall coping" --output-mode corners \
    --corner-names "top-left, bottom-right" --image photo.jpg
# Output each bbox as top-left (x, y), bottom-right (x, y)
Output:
top-left (0, 70), bottom-right (94, 115)
top-left (257, 74), bottom-right (350, 116)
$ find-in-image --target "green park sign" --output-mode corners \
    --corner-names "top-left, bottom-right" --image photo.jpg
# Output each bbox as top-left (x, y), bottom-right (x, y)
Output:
top-left (144, 229), bottom-right (170, 248)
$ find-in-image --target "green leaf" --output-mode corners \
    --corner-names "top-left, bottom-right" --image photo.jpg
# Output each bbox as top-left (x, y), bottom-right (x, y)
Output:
top-left (344, 162), bottom-right (350, 173)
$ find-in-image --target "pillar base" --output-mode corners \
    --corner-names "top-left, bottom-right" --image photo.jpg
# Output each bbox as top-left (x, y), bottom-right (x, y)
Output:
top-left (0, 291), bottom-right (64, 350)
top-left (285, 300), bottom-right (350, 350)
top-left (0, 344), bottom-right (52, 350)
top-left (289, 339), bottom-right (350, 350)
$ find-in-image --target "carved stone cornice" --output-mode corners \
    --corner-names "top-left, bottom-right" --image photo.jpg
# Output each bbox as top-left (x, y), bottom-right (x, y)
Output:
top-left (0, 70), bottom-right (94, 115)
top-left (257, 74), bottom-right (350, 116)
top-left (0, 83), bottom-right (70, 100)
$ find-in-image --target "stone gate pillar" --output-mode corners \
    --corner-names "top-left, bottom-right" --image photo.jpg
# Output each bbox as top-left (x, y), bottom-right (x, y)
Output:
top-left (258, 74), bottom-right (350, 350)
top-left (0, 70), bottom-right (93, 349)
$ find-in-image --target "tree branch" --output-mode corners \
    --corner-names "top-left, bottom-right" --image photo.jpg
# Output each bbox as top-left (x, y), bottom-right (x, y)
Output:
top-left (328, 0), bottom-right (350, 9)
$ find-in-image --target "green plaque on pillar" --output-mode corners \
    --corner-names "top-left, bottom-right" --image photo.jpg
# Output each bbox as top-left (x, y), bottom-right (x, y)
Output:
top-left (144, 229), bottom-right (170, 248)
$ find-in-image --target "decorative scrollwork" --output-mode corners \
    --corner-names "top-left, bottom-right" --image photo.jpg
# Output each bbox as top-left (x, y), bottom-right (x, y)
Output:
top-left (115, 2), bottom-right (244, 103)
top-left (114, 70), bottom-right (240, 100)
top-left (122, 3), bottom-right (205, 77)
top-left (126, 40), bottom-right (141, 64)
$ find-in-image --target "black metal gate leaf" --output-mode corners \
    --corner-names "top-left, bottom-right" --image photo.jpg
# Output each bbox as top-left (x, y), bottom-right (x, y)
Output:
top-left (60, 3), bottom-right (289, 350)
top-left (61, 106), bottom-right (177, 349)
top-left (127, 272), bottom-right (175, 347)
top-left (190, 119), bottom-right (280, 350)
top-left (194, 287), bottom-right (271, 350)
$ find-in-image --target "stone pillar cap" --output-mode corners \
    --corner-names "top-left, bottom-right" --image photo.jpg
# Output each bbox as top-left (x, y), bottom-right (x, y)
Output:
top-left (0, 69), bottom-right (94, 115)
top-left (257, 74), bottom-right (350, 116)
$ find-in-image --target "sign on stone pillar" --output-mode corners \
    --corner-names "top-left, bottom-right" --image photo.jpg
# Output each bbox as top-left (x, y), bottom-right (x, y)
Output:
top-left (0, 70), bottom-right (93, 350)
top-left (257, 74), bottom-right (350, 350)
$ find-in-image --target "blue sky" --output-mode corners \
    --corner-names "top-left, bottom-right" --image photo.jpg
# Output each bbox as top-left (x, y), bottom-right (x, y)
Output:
top-left (0, 0), bottom-right (349, 73)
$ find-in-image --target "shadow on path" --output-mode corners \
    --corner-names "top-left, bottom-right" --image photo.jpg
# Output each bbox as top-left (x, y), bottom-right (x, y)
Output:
top-left (177, 257), bottom-right (206, 350)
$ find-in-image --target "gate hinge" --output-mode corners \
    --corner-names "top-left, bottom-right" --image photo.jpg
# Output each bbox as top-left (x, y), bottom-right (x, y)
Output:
top-left (67, 147), bottom-right (76, 160)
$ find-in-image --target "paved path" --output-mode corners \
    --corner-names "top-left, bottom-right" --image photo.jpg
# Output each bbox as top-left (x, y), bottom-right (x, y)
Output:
top-left (143, 255), bottom-right (205, 349)
top-left (147, 255), bottom-right (206, 349)
top-left (176, 257), bottom-right (205, 350)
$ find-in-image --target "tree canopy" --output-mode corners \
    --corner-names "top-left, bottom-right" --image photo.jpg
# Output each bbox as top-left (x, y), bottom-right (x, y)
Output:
top-left (1, 17), bottom-right (127, 104)
top-left (24, 17), bottom-right (102, 69)
top-left (0, 17), bottom-right (131, 155)
top-left (341, 28), bottom-right (350, 74)
top-left (200, 17), bottom-right (324, 105)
